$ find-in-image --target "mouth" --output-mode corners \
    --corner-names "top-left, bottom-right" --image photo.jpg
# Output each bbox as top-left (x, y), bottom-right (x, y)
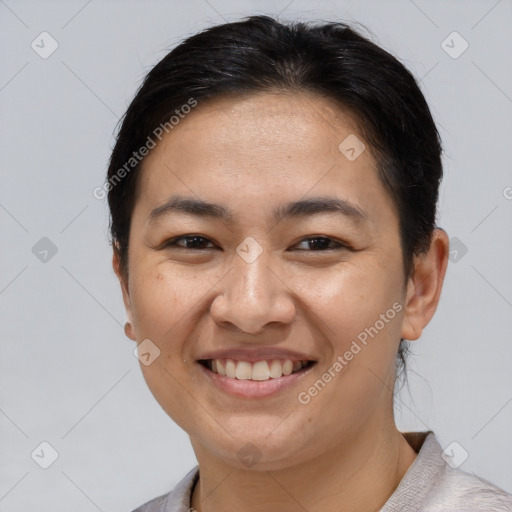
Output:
top-left (197, 358), bottom-right (317, 399)
top-left (198, 358), bottom-right (316, 380)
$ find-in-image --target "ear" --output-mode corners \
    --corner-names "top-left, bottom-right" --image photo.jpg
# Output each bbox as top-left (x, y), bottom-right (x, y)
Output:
top-left (401, 228), bottom-right (449, 341)
top-left (112, 247), bottom-right (136, 341)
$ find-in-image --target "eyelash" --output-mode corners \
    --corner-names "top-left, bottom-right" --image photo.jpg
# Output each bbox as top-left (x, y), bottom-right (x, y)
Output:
top-left (162, 235), bottom-right (349, 252)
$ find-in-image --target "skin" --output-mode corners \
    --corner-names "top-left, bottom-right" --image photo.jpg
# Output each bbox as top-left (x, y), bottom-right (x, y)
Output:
top-left (113, 91), bottom-right (449, 512)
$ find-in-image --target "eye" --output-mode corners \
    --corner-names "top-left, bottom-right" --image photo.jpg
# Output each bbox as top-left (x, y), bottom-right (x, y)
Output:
top-left (292, 236), bottom-right (348, 251)
top-left (164, 235), bottom-right (216, 250)
top-left (161, 235), bottom-right (349, 252)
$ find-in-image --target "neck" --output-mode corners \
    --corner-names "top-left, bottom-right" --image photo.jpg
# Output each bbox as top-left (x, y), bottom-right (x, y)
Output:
top-left (190, 421), bottom-right (418, 512)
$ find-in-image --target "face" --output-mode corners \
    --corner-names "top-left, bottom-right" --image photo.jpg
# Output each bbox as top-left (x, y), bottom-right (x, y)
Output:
top-left (115, 91), bottom-right (420, 470)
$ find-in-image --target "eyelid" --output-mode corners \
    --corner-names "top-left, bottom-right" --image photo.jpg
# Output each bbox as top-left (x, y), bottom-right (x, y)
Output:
top-left (291, 236), bottom-right (350, 251)
top-left (164, 234), bottom-right (216, 249)
top-left (162, 234), bottom-right (351, 251)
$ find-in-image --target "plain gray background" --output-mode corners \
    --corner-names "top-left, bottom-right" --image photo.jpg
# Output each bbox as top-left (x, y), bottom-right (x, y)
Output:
top-left (1, 0), bottom-right (511, 510)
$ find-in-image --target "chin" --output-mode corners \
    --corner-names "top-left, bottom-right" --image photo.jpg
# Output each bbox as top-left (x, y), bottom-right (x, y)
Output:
top-left (197, 426), bottom-right (319, 471)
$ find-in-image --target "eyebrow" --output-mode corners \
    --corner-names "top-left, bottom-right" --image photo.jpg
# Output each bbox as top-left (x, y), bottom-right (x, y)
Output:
top-left (147, 194), bottom-right (367, 225)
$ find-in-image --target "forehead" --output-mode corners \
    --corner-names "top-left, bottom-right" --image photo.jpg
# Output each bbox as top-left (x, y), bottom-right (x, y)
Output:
top-left (167, 91), bottom-right (364, 152)
top-left (134, 91), bottom-right (397, 227)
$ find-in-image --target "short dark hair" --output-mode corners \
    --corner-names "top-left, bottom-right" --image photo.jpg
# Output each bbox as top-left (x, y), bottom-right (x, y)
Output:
top-left (106, 14), bottom-right (443, 384)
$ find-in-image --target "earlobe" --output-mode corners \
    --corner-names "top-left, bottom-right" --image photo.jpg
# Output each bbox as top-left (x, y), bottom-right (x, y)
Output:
top-left (400, 228), bottom-right (449, 341)
top-left (401, 312), bottom-right (420, 340)
top-left (124, 321), bottom-right (136, 341)
top-left (112, 248), bottom-right (136, 341)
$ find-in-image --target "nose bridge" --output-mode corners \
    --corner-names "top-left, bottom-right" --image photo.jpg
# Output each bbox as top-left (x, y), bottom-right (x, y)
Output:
top-left (234, 246), bottom-right (272, 304)
top-left (210, 241), bottom-right (294, 332)
top-left (232, 235), bottom-right (273, 299)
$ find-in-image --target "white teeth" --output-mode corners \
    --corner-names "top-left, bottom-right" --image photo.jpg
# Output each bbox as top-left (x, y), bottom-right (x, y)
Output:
top-left (217, 359), bottom-right (226, 376)
top-left (207, 358), bottom-right (310, 380)
top-left (282, 360), bottom-right (293, 376)
top-left (225, 359), bottom-right (236, 378)
top-left (251, 361), bottom-right (270, 381)
top-left (269, 359), bottom-right (283, 378)
top-left (235, 361), bottom-right (252, 380)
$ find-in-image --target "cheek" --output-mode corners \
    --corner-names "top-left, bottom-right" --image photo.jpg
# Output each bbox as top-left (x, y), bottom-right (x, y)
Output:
top-left (128, 264), bottom-right (207, 429)
top-left (129, 263), bottom-right (205, 337)
top-left (295, 260), bottom-right (403, 338)
top-left (301, 260), bottom-right (404, 403)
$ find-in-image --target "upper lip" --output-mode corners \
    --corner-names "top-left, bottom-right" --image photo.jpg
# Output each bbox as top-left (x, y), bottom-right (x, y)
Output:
top-left (196, 346), bottom-right (317, 363)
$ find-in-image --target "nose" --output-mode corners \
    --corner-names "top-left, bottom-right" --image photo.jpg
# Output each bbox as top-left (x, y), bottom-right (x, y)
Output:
top-left (209, 247), bottom-right (296, 334)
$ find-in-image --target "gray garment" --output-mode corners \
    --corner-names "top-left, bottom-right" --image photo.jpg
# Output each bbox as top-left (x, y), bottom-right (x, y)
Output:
top-left (132, 431), bottom-right (512, 512)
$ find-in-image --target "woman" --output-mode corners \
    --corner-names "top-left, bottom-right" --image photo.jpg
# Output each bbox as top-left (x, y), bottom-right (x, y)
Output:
top-left (105, 15), bottom-right (512, 512)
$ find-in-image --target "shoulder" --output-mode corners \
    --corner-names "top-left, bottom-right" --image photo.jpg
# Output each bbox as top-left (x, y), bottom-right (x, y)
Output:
top-left (382, 431), bottom-right (512, 511)
top-left (131, 493), bottom-right (169, 512)
top-left (130, 466), bottom-right (199, 512)
top-left (423, 464), bottom-right (512, 511)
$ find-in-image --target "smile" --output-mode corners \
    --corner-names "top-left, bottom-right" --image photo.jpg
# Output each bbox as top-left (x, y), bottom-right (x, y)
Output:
top-left (197, 358), bottom-right (317, 399)
top-left (199, 358), bottom-right (315, 381)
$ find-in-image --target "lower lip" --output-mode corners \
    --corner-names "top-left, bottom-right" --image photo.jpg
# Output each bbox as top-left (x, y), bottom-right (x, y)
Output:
top-left (197, 362), bottom-right (316, 399)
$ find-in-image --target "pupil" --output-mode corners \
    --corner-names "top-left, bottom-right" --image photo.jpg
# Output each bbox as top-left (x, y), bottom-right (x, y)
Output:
top-left (310, 238), bottom-right (329, 250)
top-left (188, 236), bottom-right (204, 248)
